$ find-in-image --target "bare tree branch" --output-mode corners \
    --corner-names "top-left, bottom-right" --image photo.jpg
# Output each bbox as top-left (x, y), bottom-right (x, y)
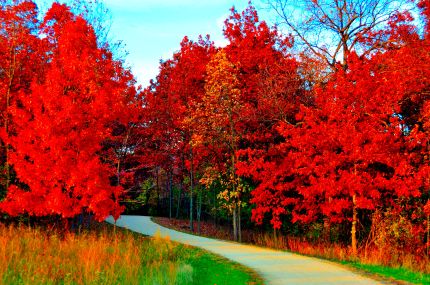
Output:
top-left (265, 0), bottom-right (415, 69)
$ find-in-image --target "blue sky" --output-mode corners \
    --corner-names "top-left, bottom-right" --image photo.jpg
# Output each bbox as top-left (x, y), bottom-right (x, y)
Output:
top-left (35, 0), bottom-right (270, 86)
top-left (102, 0), bottom-right (251, 85)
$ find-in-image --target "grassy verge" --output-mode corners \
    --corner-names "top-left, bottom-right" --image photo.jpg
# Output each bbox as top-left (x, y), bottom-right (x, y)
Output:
top-left (339, 261), bottom-right (430, 285)
top-left (0, 222), bottom-right (263, 285)
top-left (183, 245), bottom-right (263, 285)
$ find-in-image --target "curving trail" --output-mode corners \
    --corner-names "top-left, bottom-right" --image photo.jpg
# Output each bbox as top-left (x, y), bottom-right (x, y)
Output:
top-left (106, 215), bottom-right (386, 285)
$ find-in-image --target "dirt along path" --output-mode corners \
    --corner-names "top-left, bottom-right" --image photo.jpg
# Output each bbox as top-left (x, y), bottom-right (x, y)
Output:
top-left (106, 215), bottom-right (385, 285)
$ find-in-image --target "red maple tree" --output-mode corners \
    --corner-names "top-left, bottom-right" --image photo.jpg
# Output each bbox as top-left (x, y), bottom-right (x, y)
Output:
top-left (1, 3), bottom-right (136, 221)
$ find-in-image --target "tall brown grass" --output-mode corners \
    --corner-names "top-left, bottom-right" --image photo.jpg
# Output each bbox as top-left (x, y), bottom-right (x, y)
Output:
top-left (0, 223), bottom-right (140, 284)
top-left (0, 223), bottom-right (193, 285)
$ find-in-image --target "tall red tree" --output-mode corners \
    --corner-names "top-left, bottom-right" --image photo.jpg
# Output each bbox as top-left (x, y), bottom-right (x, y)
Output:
top-left (0, 3), bottom-right (136, 221)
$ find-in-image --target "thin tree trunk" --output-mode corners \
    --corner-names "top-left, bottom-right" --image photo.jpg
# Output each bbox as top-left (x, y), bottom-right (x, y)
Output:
top-left (427, 147), bottom-right (430, 256)
top-left (232, 206), bottom-right (237, 241)
top-left (197, 189), bottom-right (202, 234)
top-left (5, 43), bottom-right (16, 191)
top-left (156, 167), bottom-right (160, 215)
top-left (213, 184), bottom-right (217, 226)
top-left (189, 147), bottom-right (194, 232)
top-left (116, 128), bottom-right (130, 186)
top-left (228, 102), bottom-right (240, 242)
top-left (169, 171), bottom-right (173, 219)
top-left (351, 194), bottom-right (358, 257)
top-left (273, 227), bottom-right (277, 247)
top-left (427, 211), bottom-right (429, 257)
top-left (323, 218), bottom-right (331, 242)
top-left (176, 179), bottom-right (182, 219)
top-left (238, 203), bottom-right (242, 243)
top-left (166, 172), bottom-right (170, 217)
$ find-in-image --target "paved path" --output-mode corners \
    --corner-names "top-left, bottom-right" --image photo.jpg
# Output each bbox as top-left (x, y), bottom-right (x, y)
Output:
top-left (106, 215), bottom-right (384, 285)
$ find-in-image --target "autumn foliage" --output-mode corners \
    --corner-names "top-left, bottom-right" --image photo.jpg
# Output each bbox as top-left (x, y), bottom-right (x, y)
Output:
top-left (0, 2), bottom-right (136, 221)
top-left (1, 0), bottom-right (430, 269)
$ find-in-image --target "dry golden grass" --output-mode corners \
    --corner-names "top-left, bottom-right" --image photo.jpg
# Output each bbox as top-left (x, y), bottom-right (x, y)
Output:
top-left (0, 223), bottom-right (199, 285)
top-left (0, 224), bottom-right (144, 284)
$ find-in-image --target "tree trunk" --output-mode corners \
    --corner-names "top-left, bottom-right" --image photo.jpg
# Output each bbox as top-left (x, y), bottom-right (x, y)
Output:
top-left (156, 167), bottom-right (160, 215)
top-left (213, 184), bottom-right (217, 226)
top-left (197, 189), bottom-right (202, 234)
top-left (238, 203), bottom-right (242, 243)
top-left (4, 47), bottom-right (16, 192)
top-left (427, 171), bottom-right (430, 257)
top-left (351, 194), bottom-right (358, 257)
top-left (323, 218), bottom-right (331, 242)
top-left (232, 206), bottom-right (238, 241)
top-left (274, 227), bottom-right (277, 247)
top-left (176, 179), bottom-right (182, 219)
top-left (189, 147), bottom-right (194, 232)
top-left (427, 212), bottom-right (429, 257)
top-left (168, 171), bottom-right (172, 219)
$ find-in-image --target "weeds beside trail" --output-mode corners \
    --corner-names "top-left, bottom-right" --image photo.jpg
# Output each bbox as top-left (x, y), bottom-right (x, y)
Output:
top-left (0, 222), bottom-right (263, 285)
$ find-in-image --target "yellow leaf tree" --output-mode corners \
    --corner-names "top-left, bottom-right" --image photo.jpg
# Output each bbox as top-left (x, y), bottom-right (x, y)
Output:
top-left (194, 49), bottom-right (244, 241)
